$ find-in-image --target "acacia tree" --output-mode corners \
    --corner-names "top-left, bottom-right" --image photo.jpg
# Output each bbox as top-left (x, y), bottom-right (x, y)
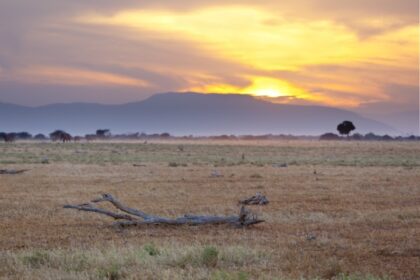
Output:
top-left (337, 121), bottom-right (355, 137)
top-left (0, 132), bottom-right (16, 142)
top-left (16, 132), bottom-right (32, 140)
top-left (50, 130), bottom-right (65, 141)
top-left (50, 130), bottom-right (72, 142)
top-left (96, 129), bottom-right (111, 138)
top-left (34, 134), bottom-right (47, 140)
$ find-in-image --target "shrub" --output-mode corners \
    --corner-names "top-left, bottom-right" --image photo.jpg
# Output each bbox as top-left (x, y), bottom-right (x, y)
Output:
top-left (211, 270), bottom-right (249, 280)
top-left (97, 263), bottom-right (123, 280)
top-left (143, 243), bottom-right (160, 256)
top-left (320, 132), bottom-right (340, 140)
top-left (22, 251), bottom-right (50, 268)
top-left (168, 162), bottom-right (187, 167)
top-left (34, 133), bottom-right (47, 140)
top-left (201, 246), bottom-right (219, 267)
top-left (336, 273), bottom-right (391, 280)
top-left (250, 173), bottom-right (263, 179)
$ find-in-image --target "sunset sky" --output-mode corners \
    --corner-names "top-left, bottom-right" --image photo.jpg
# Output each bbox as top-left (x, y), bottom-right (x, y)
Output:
top-left (0, 1), bottom-right (418, 119)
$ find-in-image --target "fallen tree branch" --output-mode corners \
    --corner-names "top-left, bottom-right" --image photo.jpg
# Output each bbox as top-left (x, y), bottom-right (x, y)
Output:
top-left (63, 203), bottom-right (138, 221)
top-left (132, 164), bottom-right (146, 167)
top-left (0, 169), bottom-right (29, 175)
top-left (64, 193), bottom-right (264, 228)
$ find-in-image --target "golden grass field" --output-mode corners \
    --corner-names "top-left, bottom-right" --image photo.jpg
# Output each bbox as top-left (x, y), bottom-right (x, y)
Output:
top-left (0, 140), bottom-right (419, 280)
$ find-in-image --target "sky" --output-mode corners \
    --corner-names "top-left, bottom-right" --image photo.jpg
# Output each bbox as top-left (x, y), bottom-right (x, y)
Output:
top-left (0, 0), bottom-right (418, 126)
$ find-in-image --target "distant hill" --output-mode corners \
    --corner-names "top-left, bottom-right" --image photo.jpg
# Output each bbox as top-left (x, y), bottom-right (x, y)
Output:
top-left (0, 92), bottom-right (396, 135)
top-left (364, 110), bottom-right (418, 136)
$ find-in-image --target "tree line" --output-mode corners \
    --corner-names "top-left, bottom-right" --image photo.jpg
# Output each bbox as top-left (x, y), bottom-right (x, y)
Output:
top-left (1, 121), bottom-right (419, 142)
top-left (0, 129), bottom-right (173, 142)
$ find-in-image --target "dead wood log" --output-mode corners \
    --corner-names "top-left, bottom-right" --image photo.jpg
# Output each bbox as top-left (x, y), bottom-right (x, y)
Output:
top-left (239, 192), bottom-right (269, 205)
top-left (0, 169), bottom-right (29, 175)
top-left (64, 193), bottom-right (264, 228)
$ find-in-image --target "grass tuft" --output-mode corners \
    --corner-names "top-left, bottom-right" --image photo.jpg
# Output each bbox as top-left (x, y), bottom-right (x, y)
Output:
top-left (168, 162), bottom-right (188, 167)
top-left (97, 263), bottom-right (124, 280)
top-left (143, 243), bottom-right (160, 256)
top-left (211, 270), bottom-right (249, 280)
top-left (21, 250), bottom-right (50, 269)
top-left (201, 246), bottom-right (219, 267)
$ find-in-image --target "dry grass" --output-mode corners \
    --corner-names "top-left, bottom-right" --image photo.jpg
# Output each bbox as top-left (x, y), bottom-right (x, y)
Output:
top-left (0, 140), bottom-right (419, 279)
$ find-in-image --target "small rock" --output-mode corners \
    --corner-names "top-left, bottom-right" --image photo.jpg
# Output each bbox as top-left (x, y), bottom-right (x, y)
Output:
top-left (272, 163), bottom-right (288, 168)
top-left (210, 170), bottom-right (223, 178)
top-left (306, 233), bottom-right (317, 241)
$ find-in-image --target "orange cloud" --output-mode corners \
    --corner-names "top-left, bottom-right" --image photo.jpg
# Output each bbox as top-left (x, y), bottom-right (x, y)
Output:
top-left (79, 6), bottom-right (418, 107)
top-left (81, 7), bottom-right (418, 70)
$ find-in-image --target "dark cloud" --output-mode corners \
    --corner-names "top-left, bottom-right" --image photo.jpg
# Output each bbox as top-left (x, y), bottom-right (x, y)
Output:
top-left (0, 81), bottom-right (153, 106)
top-left (0, 4), bottom-right (252, 105)
top-left (353, 84), bottom-right (419, 134)
top-left (357, 84), bottom-right (419, 114)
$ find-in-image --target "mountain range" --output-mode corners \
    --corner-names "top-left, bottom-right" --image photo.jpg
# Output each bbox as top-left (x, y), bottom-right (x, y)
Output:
top-left (0, 92), bottom-right (398, 136)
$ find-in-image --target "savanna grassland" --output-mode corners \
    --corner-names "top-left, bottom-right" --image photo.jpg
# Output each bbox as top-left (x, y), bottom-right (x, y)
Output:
top-left (0, 140), bottom-right (419, 280)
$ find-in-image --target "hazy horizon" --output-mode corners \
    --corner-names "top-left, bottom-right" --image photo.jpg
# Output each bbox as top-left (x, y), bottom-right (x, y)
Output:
top-left (1, 92), bottom-right (416, 137)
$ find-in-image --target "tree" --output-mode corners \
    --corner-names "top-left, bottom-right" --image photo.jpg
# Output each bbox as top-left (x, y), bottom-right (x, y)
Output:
top-left (16, 132), bottom-right (32, 140)
top-left (64, 193), bottom-right (264, 228)
top-left (50, 130), bottom-right (65, 141)
top-left (85, 134), bottom-right (97, 141)
top-left (50, 130), bottom-right (72, 142)
top-left (337, 121), bottom-right (355, 137)
top-left (34, 134), bottom-right (47, 140)
top-left (382, 135), bottom-right (393, 141)
top-left (320, 132), bottom-right (340, 140)
top-left (364, 132), bottom-right (380, 141)
top-left (0, 132), bottom-right (16, 142)
top-left (96, 129), bottom-right (111, 138)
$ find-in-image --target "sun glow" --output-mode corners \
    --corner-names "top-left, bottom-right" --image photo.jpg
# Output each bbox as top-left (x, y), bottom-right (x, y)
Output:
top-left (188, 76), bottom-right (312, 100)
top-left (252, 88), bottom-right (283, 98)
top-left (244, 77), bottom-right (304, 98)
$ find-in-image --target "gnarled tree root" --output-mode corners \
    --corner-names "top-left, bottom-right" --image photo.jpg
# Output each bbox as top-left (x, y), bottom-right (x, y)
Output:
top-left (64, 193), bottom-right (264, 228)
